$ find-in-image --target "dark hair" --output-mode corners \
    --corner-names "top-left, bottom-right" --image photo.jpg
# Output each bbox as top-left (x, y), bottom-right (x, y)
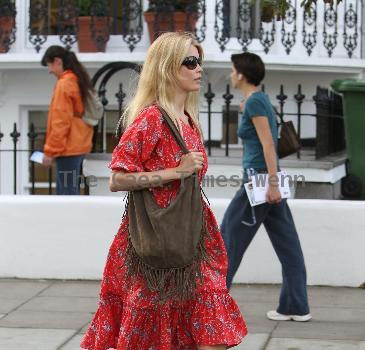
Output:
top-left (41, 45), bottom-right (94, 105)
top-left (231, 52), bottom-right (265, 86)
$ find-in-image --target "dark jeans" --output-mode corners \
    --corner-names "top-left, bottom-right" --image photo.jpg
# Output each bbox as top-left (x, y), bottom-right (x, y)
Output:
top-left (55, 155), bottom-right (85, 195)
top-left (220, 186), bottom-right (310, 316)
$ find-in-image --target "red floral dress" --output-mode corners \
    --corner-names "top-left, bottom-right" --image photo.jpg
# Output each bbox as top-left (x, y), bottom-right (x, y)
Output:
top-left (81, 105), bottom-right (247, 350)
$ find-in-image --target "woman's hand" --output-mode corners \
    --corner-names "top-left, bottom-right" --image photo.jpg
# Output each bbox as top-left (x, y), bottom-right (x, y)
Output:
top-left (42, 155), bottom-right (53, 167)
top-left (266, 185), bottom-right (282, 204)
top-left (176, 152), bottom-right (204, 178)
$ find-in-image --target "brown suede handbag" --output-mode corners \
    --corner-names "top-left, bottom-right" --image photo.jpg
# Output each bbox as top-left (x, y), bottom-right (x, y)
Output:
top-left (123, 107), bottom-right (208, 301)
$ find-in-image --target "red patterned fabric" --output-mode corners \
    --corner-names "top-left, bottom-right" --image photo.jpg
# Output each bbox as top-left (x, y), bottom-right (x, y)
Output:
top-left (81, 105), bottom-right (247, 350)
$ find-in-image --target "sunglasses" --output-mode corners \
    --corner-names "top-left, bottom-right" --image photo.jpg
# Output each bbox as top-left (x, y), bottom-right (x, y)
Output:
top-left (182, 56), bottom-right (202, 70)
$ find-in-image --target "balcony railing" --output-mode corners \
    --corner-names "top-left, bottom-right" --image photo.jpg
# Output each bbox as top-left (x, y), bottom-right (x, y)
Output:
top-left (28, 0), bottom-right (143, 52)
top-left (0, 0), bottom-right (363, 58)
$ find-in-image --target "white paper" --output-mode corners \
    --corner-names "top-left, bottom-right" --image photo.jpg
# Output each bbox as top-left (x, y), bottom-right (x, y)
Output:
top-left (244, 182), bottom-right (266, 206)
top-left (30, 151), bottom-right (44, 164)
top-left (245, 171), bottom-right (292, 206)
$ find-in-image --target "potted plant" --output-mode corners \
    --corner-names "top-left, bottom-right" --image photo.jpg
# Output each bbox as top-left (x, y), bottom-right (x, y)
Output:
top-left (0, 0), bottom-right (16, 53)
top-left (77, 0), bottom-right (111, 52)
top-left (260, 0), bottom-right (291, 22)
top-left (144, 0), bottom-right (200, 42)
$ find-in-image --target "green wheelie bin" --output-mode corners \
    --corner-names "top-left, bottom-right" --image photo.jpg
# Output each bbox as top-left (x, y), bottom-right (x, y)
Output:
top-left (331, 79), bottom-right (365, 199)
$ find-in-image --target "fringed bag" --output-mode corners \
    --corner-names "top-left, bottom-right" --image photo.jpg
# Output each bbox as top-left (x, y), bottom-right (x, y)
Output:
top-left (123, 107), bottom-right (208, 301)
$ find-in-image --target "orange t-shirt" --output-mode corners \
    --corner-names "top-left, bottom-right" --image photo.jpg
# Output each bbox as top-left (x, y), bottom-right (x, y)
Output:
top-left (44, 70), bottom-right (93, 157)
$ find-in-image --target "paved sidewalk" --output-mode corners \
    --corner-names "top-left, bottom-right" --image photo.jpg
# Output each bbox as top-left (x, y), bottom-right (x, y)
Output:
top-left (0, 279), bottom-right (364, 350)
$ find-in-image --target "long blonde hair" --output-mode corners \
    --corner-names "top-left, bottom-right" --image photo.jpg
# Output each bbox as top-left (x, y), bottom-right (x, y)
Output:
top-left (119, 32), bottom-right (203, 135)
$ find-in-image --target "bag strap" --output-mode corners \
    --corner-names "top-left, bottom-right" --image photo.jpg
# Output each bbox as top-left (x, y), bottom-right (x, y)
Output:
top-left (158, 106), bottom-right (206, 198)
top-left (157, 106), bottom-right (190, 154)
top-left (272, 105), bottom-right (284, 125)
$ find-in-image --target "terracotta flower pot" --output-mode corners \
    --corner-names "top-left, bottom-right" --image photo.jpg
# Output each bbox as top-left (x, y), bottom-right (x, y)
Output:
top-left (0, 15), bottom-right (15, 53)
top-left (144, 11), bottom-right (198, 43)
top-left (77, 16), bottom-right (110, 52)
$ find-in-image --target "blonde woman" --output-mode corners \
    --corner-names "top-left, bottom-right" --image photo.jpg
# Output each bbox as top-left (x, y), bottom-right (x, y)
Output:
top-left (81, 32), bottom-right (247, 350)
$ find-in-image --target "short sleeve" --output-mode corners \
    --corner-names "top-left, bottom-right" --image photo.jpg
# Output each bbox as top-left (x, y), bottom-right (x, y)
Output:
top-left (245, 96), bottom-right (268, 119)
top-left (108, 106), bottom-right (163, 172)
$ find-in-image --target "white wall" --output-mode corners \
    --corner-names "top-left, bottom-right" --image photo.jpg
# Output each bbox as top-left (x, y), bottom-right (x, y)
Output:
top-left (0, 196), bottom-right (364, 287)
top-left (83, 157), bottom-right (347, 199)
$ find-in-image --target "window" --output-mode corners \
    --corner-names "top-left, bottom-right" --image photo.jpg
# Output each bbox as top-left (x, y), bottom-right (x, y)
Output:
top-left (227, 0), bottom-right (261, 39)
top-left (29, 109), bottom-right (120, 154)
top-left (222, 106), bottom-right (239, 145)
top-left (29, 0), bottom-right (131, 37)
top-left (27, 109), bottom-right (120, 194)
top-left (104, 110), bottom-right (120, 153)
top-left (28, 111), bottom-right (56, 194)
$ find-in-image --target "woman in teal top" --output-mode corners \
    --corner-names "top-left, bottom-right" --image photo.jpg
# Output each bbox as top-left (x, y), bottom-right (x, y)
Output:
top-left (238, 91), bottom-right (278, 169)
top-left (221, 52), bottom-right (311, 322)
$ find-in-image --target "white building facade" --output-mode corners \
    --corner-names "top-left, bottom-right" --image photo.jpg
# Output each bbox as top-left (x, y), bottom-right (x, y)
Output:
top-left (0, 0), bottom-right (364, 195)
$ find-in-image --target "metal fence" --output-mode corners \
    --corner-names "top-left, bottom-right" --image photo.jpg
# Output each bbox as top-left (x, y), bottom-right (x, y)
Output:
top-left (92, 68), bottom-right (345, 160)
top-left (0, 79), bottom-right (345, 195)
top-left (196, 83), bottom-right (344, 159)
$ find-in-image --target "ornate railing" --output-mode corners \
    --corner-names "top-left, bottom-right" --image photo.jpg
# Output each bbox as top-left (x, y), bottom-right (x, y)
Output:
top-left (215, 0), bottom-right (362, 58)
top-left (0, 0), bottom-right (363, 58)
top-left (28, 0), bottom-right (143, 52)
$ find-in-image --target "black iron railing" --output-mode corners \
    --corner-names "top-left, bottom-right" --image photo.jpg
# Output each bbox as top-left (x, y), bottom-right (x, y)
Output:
top-left (90, 62), bottom-right (345, 159)
top-left (200, 83), bottom-right (345, 159)
top-left (0, 123), bottom-right (54, 195)
top-left (90, 61), bottom-right (142, 153)
top-left (0, 79), bottom-right (345, 195)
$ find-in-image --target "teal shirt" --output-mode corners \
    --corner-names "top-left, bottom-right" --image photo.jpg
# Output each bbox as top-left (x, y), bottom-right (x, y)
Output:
top-left (237, 92), bottom-right (278, 169)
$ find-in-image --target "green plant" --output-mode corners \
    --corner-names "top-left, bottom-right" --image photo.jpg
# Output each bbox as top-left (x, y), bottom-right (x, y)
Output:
top-left (78, 0), bottom-right (109, 17)
top-left (147, 0), bottom-right (199, 12)
top-left (260, 0), bottom-right (289, 22)
top-left (0, 0), bottom-right (16, 17)
top-left (259, 0), bottom-right (344, 22)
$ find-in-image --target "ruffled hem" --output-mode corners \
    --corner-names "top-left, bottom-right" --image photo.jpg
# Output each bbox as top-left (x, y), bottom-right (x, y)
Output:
top-left (80, 290), bottom-right (247, 350)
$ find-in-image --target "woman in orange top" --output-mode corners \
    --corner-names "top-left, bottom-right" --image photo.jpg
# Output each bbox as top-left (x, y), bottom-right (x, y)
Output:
top-left (41, 46), bottom-right (94, 195)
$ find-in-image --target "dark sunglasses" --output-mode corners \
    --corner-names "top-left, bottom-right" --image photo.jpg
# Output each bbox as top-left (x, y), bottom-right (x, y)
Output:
top-left (182, 56), bottom-right (202, 70)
